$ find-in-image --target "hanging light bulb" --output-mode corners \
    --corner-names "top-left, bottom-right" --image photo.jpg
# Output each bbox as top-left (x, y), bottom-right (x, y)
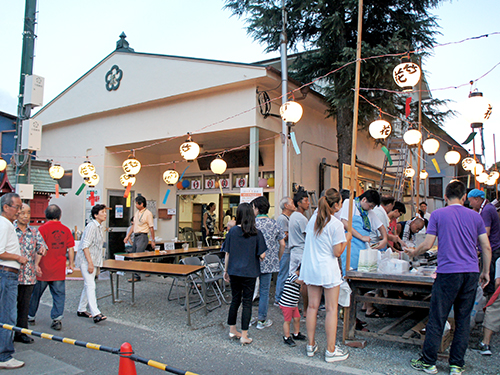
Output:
top-left (179, 134), bottom-right (200, 162)
top-left (49, 164), bottom-right (65, 180)
top-left (163, 170), bottom-right (180, 185)
top-left (422, 138), bottom-right (440, 155)
top-left (420, 170), bottom-right (429, 180)
top-left (122, 156), bottom-right (141, 176)
top-left (393, 59), bottom-right (422, 91)
top-left (84, 173), bottom-right (100, 187)
top-left (462, 91), bottom-right (493, 128)
top-left (461, 157), bottom-right (476, 171)
top-left (403, 129), bottom-right (422, 146)
top-left (473, 163), bottom-right (484, 176)
top-left (78, 160), bottom-right (96, 178)
top-left (368, 119), bottom-right (391, 139)
top-left (120, 174), bottom-right (136, 187)
top-left (477, 172), bottom-right (489, 184)
top-left (210, 156), bottom-right (227, 175)
top-left (0, 157), bottom-right (7, 172)
top-left (404, 167), bottom-right (415, 178)
top-left (444, 150), bottom-right (461, 166)
top-left (280, 101), bottom-right (303, 123)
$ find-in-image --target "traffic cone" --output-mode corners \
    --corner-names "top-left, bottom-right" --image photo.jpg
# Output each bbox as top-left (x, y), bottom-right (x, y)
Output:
top-left (118, 342), bottom-right (137, 375)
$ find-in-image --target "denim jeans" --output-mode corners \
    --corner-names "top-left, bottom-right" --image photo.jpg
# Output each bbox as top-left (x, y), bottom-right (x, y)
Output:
top-left (0, 270), bottom-right (18, 362)
top-left (422, 272), bottom-right (479, 367)
top-left (275, 252), bottom-right (290, 303)
top-left (28, 280), bottom-right (66, 321)
top-left (227, 275), bottom-right (256, 330)
top-left (78, 265), bottom-right (101, 317)
top-left (258, 273), bottom-right (273, 321)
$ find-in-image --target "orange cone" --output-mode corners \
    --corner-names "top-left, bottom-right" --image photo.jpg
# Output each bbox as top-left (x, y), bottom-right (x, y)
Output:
top-left (118, 342), bottom-right (137, 375)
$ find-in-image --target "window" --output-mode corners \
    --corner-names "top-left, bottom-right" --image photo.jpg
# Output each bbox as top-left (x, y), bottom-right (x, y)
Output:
top-left (428, 177), bottom-right (443, 198)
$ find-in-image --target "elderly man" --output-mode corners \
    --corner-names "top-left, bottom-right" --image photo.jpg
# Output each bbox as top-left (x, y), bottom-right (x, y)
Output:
top-left (275, 196), bottom-right (296, 304)
top-left (468, 188), bottom-right (500, 297)
top-left (28, 205), bottom-right (75, 331)
top-left (0, 193), bottom-right (28, 369)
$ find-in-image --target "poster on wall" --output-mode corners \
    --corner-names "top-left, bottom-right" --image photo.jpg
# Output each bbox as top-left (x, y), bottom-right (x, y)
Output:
top-left (205, 179), bottom-right (216, 189)
top-left (235, 177), bottom-right (247, 188)
top-left (115, 205), bottom-right (123, 219)
top-left (219, 178), bottom-right (230, 189)
top-left (191, 180), bottom-right (202, 190)
top-left (85, 188), bottom-right (102, 208)
top-left (240, 188), bottom-right (263, 204)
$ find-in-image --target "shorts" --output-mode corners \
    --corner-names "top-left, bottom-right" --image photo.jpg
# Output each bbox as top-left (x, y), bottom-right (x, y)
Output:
top-left (280, 305), bottom-right (300, 322)
top-left (483, 296), bottom-right (500, 333)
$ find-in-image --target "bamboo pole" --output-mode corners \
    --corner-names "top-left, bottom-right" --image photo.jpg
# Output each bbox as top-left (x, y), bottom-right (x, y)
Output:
top-left (416, 57), bottom-right (423, 209)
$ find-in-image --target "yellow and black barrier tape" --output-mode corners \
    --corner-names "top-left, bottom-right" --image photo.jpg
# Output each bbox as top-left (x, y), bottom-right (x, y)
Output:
top-left (1, 323), bottom-right (199, 375)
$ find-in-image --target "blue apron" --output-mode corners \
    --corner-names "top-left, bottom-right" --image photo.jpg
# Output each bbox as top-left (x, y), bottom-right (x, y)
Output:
top-left (341, 215), bottom-right (370, 274)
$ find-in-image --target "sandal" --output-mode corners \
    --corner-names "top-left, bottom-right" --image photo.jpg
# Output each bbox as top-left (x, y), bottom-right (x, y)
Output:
top-left (365, 310), bottom-right (387, 318)
top-left (93, 314), bottom-right (107, 323)
top-left (77, 311), bottom-right (92, 318)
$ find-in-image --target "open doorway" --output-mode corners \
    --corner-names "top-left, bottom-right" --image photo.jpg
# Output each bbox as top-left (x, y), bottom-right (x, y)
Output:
top-left (107, 190), bottom-right (135, 258)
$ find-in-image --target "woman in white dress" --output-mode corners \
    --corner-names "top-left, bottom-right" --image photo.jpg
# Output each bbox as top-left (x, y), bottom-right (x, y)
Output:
top-left (300, 188), bottom-right (350, 362)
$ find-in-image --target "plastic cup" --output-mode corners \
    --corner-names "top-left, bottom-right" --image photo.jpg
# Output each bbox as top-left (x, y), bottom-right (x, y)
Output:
top-left (197, 241), bottom-right (203, 249)
top-left (154, 246), bottom-right (160, 254)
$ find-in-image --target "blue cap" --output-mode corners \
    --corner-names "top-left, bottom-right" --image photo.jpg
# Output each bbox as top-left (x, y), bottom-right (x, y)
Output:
top-left (467, 189), bottom-right (485, 199)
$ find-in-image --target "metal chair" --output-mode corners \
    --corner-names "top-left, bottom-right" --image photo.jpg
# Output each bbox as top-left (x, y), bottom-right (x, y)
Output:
top-left (203, 254), bottom-right (229, 302)
top-left (182, 227), bottom-right (197, 248)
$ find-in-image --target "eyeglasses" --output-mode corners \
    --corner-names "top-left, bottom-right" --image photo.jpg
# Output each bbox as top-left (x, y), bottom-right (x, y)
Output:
top-left (8, 204), bottom-right (22, 211)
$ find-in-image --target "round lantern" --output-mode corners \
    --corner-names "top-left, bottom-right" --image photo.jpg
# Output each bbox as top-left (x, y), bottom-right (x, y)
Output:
top-left (0, 158), bottom-right (7, 172)
top-left (403, 129), bottom-right (422, 146)
top-left (49, 164), bottom-right (65, 180)
top-left (176, 181), bottom-right (184, 190)
top-left (179, 138), bottom-right (200, 161)
top-left (280, 101), bottom-right (303, 123)
top-left (258, 178), bottom-right (268, 187)
top-left (420, 170), bottom-right (429, 180)
top-left (477, 172), bottom-right (489, 184)
top-left (404, 167), bottom-right (415, 178)
top-left (462, 157), bottom-right (476, 171)
top-left (489, 171), bottom-right (500, 181)
top-left (120, 173), bottom-right (136, 187)
top-left (462, 91), bottom-right (493, 128)
top-left (368, 119), bottom-right (391, 139)
top-left (473, 163), bottom-right (484, 176)
top-left (422, 138), bottom-right (440, 155)
top-left (393, 61), bottom-right (422, 91)
top-left (84, 173), bottom-right (100, 187)
top-left (163, 170), bottom-right (180, 185)
top-left (267, 177), bottom-right (275, 187)
top-left (182, 179), bottom-right (190, 189)
top-left (444, 150), bottom-right (461, 166)
top-left (210, 157), bottom-right (227, 175)
top-left (486, 178), bottom-right (496, 186)
top-left (122, 156), bottom-right (141, 176)
top-left (78, 160), bottom-right (96, 178)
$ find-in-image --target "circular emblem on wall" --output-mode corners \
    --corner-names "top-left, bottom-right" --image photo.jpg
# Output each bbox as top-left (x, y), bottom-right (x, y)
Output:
top-left (105, 65), bottom-right (123, 91)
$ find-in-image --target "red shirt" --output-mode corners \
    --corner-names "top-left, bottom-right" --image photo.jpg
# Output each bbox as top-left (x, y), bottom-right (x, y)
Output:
top-left (38, 221), bottom-right (75, 281)
top-left (388, 218), bottom-right (397, 247)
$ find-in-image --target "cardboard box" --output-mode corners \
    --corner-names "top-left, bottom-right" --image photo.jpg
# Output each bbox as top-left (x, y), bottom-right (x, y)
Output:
top-left (412, 318), bottom-right (455, 352)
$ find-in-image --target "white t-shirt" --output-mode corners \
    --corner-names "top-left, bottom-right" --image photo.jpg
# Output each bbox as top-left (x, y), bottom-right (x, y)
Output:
top-left (370, 205), bottom-right (389, 244)
top-left (0, 215), bottom-right (22, 269)
top-left (495, 258), bottom-right (500, 280)
top-left (339, 199), bottom-right (383, 232)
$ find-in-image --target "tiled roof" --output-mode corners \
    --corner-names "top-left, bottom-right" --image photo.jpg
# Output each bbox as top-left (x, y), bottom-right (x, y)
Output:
top-left (6, 160), bottom-right (67, 195)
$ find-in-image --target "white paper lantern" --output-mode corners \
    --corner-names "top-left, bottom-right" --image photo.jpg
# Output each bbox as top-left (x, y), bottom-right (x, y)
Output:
top-left (489, 171), bottom-right (500, 181)
top-left (210, 157), bottom-right (227, 175)
top-left (403, 129), bottom-right (422, 146)
top-left (49, 164), bottom-right (65, 180)
top-left (163, 170), bottom-right (180, 185)
top-left (78, 160), bottom-right (96, 178)
top-left (369, 119), bottom-right (391, 139)
top-left (122, 157), bottom-right (141, 176)
top-left (84, 173), bottom-right (100, 187)
top-left (180, 139), bottom-right (200, 161)
top-left (461, 157), bottom-right (476, 171)
top-left (0, 158), bottom-right (6, 172)
top-left (477, 172), bottom-right (489, 184)
top-left (486, 178), bottom-right (496, 186)
top-left (280, 101), bottom-right (303, 123)
top-left (473, 163), bottom-right (484, 176)
top-left (404, 167), bottom-right (415, 178)
top-left (420, 170), bottom-right (429, 180)
top-left (462, 91), bottom-right (493, 127)
top-left (120, 174), bottom-right (136, 187)
top-left (422, 138), bottom-right (440, 155)
top-left (444, 150), bottom-right (461, 166)
top-left (393, 62), bottom-right (422, 91)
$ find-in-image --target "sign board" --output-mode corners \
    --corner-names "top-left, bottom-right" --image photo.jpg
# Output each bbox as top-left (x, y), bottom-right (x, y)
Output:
top-left (240, 188), bottom-right (263, 204)
top-left (85, 188), bottom-right (102, 208)
top-left (205, 179), bottom-right (216, 189)
top-left (15, 184), bottom-right (34, 200)
top-left (115, 205), bottom-right (123, 219)
top-left (235, 177), bottom-right (247, 188)
top-left (191, 180), bottom-right (201, 190)
top-left (167, 208), bottom-right (176, 215)
top-left (219, 178), bottom-right (230, 189)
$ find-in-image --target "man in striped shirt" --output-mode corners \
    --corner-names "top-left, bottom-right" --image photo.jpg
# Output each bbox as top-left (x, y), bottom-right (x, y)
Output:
top-left (279, 268), bottom-right (306, 346)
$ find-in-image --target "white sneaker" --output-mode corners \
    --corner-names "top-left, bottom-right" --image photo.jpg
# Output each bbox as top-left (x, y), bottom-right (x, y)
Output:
top-left (256, 319), bottom-right (273, 329)
top-left (325, 346), bottom-right (349, 362)
top-left (307, 342), bottom-right (318, 357)
top-left (0, 358), bottom-right (25, 369)
top-left (249, 317), bottom-right (258, 326)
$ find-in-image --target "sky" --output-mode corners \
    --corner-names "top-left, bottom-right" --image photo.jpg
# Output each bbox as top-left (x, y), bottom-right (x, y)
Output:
top-left (0, 0), bottom-right (499, 167)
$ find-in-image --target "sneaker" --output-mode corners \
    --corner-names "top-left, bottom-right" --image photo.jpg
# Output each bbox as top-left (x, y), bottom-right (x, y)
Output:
top-left (472, 342), bottom-right (492, 356)
top-left (283, 336), bottom-right (296, 347)
top-left (249, 317), bottom-right (258, 326)
top-left (306, 342), bottom-right (318, 357)
top-left (256, 319), bottom-right (273, 330)
top-left (0, 358), bottom-right (25, 369)
top-left (51, 319), bottom-right (62, 331)
top-left (28, 317), bottom-right (35, 326)
top-left (449, 365), bottom-right (465, 374)
top-left (325, 346), bottom-right (349, 362)
top-left (292, 332), bottom-right (306, 341)
top-left (410, 358), bottom-right (438, 374)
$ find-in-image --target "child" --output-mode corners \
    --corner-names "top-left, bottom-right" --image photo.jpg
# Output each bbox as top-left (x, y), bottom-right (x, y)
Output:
top-left (279, 267), bottom-right (306, 346)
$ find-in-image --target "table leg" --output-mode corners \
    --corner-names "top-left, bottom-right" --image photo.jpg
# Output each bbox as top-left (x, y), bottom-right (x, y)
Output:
top-left (109, 271), bottom-right (115, 304)
top-left (131, 277), bottom-right (135, 305)
top-left (116, 272), bottom-right (120, 301)
top-left (186, 276), bottom-right (191, 326)
top-left (345, 284), bottom-right (367, 348)
top-left (201, 271), bottom-right (207, 316)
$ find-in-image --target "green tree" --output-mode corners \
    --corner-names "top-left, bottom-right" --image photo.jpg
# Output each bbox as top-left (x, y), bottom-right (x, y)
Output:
top-left (225, 0), bottom-right (449, 187)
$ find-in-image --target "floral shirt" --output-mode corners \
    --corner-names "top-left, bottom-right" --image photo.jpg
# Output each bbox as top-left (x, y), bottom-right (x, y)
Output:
top-left (15, 225), bottom-right (47, 285)
top-left (255, 216), bottom-right (285, 274)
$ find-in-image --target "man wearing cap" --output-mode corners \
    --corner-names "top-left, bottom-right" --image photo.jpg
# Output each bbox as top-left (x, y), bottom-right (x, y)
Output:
top-left (468, 188), bottom-right (500, 298)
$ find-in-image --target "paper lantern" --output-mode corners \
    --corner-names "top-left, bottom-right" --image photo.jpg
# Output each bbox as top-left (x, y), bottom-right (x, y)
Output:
top-left (473, 163), bottom-right (484, 176)
top-left (489, 171), bottom-right (500, 181)
top-left (477, 172), bottom-right (489, 184)
top-left (120, 173), bottom-right (136, 187)
top-left (462, 157), bottom-right (476, 171)
top-left (393, 61), bottom-right (422, 91)
top-left (462, 91), bottom-right (493, 127)
top-left (444, 150), bottom-right (461, 166)
top-left (122, 156), bottom-right (141, 176)
top-left (163, 170), bottom-right (179, 185)
top-left (267, 177), bottom-right (275, 187)
top-left (486, 178), bottom-right (496, 186)
top-left (422, 138), bottom-right (440, 155)
top-left (0, 158), bottom-right (7, 172)
top-left (210, 157), bottom-right (227, 175)
top-left (403, 129), bottom-right (422, 146)
top-left (258, 178), bottom-right (268, 187)
top-left (420, 170), bottom-right (429, 180)
top-left (182, 179), bottom-right (190, 189)
top-left (280, 101), bottom-right (303, 123)
top-left (84, 173), bottom-right (100, 187)
top-left (404, 167), bottom-right (415, 178)
top-left (176, 181), bottom-right (184, 189)
top-left (49, 164), bottom-right (65, 180)
top-left (369, 119), bottom-right (391, 139)
top-left (78, 160), bottom-right (95, 178)
top-left (179, 138), bottom-right (200, 161)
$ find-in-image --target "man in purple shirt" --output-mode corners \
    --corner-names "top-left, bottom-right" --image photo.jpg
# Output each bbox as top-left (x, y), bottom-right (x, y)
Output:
top-left (467, 188), bottom-right (500, 297)
top-left (407, 180), bottom-right (491, 375)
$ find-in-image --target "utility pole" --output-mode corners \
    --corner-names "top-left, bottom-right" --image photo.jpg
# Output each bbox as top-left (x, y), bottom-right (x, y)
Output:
top-left (280, 0), bottom-right (289, 199)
